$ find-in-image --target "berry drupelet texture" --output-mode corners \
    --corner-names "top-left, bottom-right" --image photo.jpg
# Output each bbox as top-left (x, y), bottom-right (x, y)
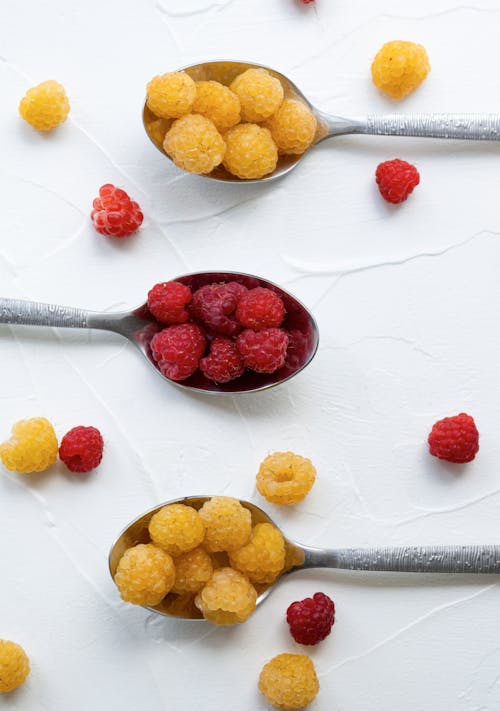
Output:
top-left (229, 523), bottom-right (285, 584)
top-left (148, 281), bottom-right (193, 325)
top-left (192, 80), bottom-right (241, 131)
top-left (230, 68), bottom-right (284, 123)
top-left (146, 71), bottom-right (197, 119)
top-left (286, 592), bottom-right (335, 645)
top-left (91, 184), bottom-right (143, 238)
top-left (199, 337), bottom-right (245, 383)
top-left (59, 425), bottom-right (103, 473)
top-left (428, 413), bottom-right (479, 463)
top-left (256, 451), bottom-right (316, 505)
top-left (164, 114), bottom-right (226, 175)
top-left (236, 287), bottom-right (285, 331)
top-left (114, 543), bottom-right (175, 607)
top-left (172, 547), bottom-right (214, 594)
top-left (258, 653), bottom-right (319, 709)
top-left (148, 504), bottom-right (206, 556)
top-left (191, 282), bottom-right (246, 336)
top-left (371, 40), bottom-right (430, 100)
top-left (265, 99), bottom-right (317, 155)
top-left (236, 328), bottom-right (289, 373)
top-left (150, 323), bottom-right (206, 381)
top-left (195, 567), bottom-right (257, 624)
top-left (198, 496), bottom-right (252, 552)
top-left (223, 123), bottom-right (278, 180)
top-left (19, 80), bottom-right (70, 130)
top-left (375, 159), bottom-right (420, 204)
top-left (0, 417), bottom-right (58, 473)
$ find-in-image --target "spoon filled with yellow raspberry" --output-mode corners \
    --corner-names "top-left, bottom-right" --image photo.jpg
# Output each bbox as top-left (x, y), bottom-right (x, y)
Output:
top-left (144, 60), bottom-right (500, 183)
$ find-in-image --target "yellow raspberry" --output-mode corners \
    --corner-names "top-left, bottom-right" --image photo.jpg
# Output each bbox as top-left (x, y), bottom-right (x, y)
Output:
top-left (256, 452), bottom-right (316, 505)
top-left (0, 640), bottom-right (30, 693)
top-left (195, 567), bottom-right (257, 625)
top-left (259, 653), bottom-right (319, 710)
top-left (229, 522), bottom-right (285, 584)
top-left (230, 68), bottom-right (284, 122)
top-left (147, 117), bottom-right (172, 148)
top-left (148, 503), bottom-right (205, 557)
top-left (223, 123), bottom-right (278, 180)
top-left (146, 71), bottom-right (196, 119)
top-left (172, 547), bottom-right (213, 594)
top-left (371, 40), bottom-right (430, 100)
top-left (198, 496), bottom-right (252, 552)
top-left (114, 543), bottom-right (175, 606)
top-left (264, 99), bottom-right (317, 155)
top-left (19, 80), bottom-right (69, 131)
top-left (192, 80), bottom-right (241, 131)
top-left (163, 114), bottom-right (225, 174)
top-left (0, 417), bottom-right (58, 473)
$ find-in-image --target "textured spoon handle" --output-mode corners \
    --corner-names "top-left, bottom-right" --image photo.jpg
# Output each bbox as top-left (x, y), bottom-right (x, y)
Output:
top-left (303, 545), bottom-right (500, 573)
top-left (364, 114), bottom-right (500, 140)
top-left (0, 297), bottom-right (89, 328)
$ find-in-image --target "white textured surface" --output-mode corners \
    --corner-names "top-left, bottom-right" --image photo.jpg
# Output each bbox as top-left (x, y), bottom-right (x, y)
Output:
top-left (1, 0), bottom-right (500, 708)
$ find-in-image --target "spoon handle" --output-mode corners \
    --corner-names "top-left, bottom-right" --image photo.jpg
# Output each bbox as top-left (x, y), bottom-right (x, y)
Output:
top-left (301, 545), bottom-right (500, 574)
top-left (0, 297), bottom-right (90, 328)
top-left (361, 113), bottom-right (500, 140)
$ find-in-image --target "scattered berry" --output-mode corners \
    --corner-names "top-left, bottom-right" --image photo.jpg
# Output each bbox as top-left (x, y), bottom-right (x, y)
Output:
top-left (59, 425), bottom-right (103, 473)
top-left (0, 640), bottom-right (30, 693)
top-left (148, 503), bottom-right (206, 556)
top-left (223, 123), bottom-right (278, 180)
top-left (236, 287), bottom-right (285, 331)
top-left (148, 281), bottom-right (192, 324)
top-left (114, 543), bottom-right (175, 607)
top-left (0, 417), bottom-right (58, 473)
top-left (146, 71), bottom-right (196, 119)
top-left (150, 323), bottom-right (206, 381)
top-left (195, 567), bottom-right (257, 624)
top-left (91, 184), bottom-right (143, 238)
top-left (375, 159), bottom-right (420, 204)
top-left (257, 451), bottom-right (316, 505)
top-left (192, 80), bottom-right (241, 131)
top-left (265, 99), bottom-right (317, 155)
top-left (199, 337), bottom-right (245, 383)
top-left (286, 592), bottom-right (335, 645)
top-left (229, 523), bottom-right (285, 584)
top-left (198, 496), bottom-right (252, 552)
top-left (428, 412), bottom-right (479, 463)
top-left (172, 547), bottom-right (214, 594)
top-left (371, 40), bottom-right (430, 100)
top-left (258, 653), bottom-right (319, 710)
top-left (19, 80), bottom-right (69, 131)
top-left (164, 114), bottom-right (225, 174)
top-left (230, 68), bottom-right (284, 123)
top-left (191, 282), bottom-right (247, 336)
top-left (236, 328), bottom-right (289, 373)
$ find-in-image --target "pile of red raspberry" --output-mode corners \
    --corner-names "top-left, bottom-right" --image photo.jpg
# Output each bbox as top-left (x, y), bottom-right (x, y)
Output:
top-left (147, 280), bottom-right (290, 383)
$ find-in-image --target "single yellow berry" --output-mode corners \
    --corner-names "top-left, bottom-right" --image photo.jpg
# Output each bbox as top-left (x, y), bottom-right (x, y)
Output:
top-left (256, 452), bottom-right (316, 505)
top-left (230, 68), bottom-right (284, 122)
top-left (264, 99), bottom-right (317, 155)
top-left (148, 503), bottom-right (205, 556)
top-left (19, 80), bottom-right (69, 131)
top-left (114, 543), bottom-right (175, 606)
top-left (223, 123), bottom-right (278, 180)
top-left (146, 71), bottom-right (196, 119)
top-left (229, 522), bottom-right (285, 584)
top-left (0, 640), bottom-right (30, 693)
top-left (172, 547), bottom-right (213, 594)
top-left (0, 417), bottom-right (58, 473)
top-left (163, 114), bottom-right (225, 174)
top-left (195, 567), bottom-right (257, 624)
top-left (198, 496), bottom-right (252, 552)
top-left (371, 40), bottom-right (430, 100)
top-left (192, 80), bottom-right (241, 131)
top-left (258, 653), bottom-right (319, 710)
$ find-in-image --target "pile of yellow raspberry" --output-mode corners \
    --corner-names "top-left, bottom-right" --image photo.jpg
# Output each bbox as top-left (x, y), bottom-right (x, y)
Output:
top-left (0, 640), bottom-right (30, 693)
top-left (257, 451), bottom-right (316, 505)
top-left (113, 496), bottom-right (287, 624)
top-left (258, 653), bottom-right (319, 710)
top-left (371, 40), bottom-right (430, 99)
top-left (145, 68), bottom-right (317, 179)
top-left (19, 80), bottom-right (70, 131)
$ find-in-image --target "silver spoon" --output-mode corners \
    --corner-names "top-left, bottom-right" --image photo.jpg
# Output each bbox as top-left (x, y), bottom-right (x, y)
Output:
top-left (0, 271), bottom-right (318, 394)
top-left (144, 60), bottom-right (500, 183)
top-left (109, 495), bottom-right (500, 620)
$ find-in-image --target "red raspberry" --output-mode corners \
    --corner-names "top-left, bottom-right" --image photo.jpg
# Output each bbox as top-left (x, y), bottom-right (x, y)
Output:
top-left (91, 184), bottom-right (143, 238)
top-left (428, 412), bottom-right (479, 463)
top-left (191, 282), bottom-right (247, 336)
top-left (236, 287), bottom-right (285, 331)
top-left (199, 337), bottom-right (245, 383)
top-left (236, 328), bottom-right (289, 373)
top-left (375, 159), bottom-right (420, 204)
top-left (150, 324), bottom-right (206, 381)
top-left (59, 426), bottom-right (104, 473)
top-left (286, 592), bottom-right (335, 645)
top-left (147, 281), bottom-right (192, 324)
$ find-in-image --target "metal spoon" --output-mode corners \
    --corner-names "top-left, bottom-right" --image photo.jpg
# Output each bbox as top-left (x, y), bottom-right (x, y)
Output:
top-left (0, 271), bottom-right (318, 394)
top-left (109, 495), bottom-right (500, 620)
top-left (144, 60), bottom-right (500, 183)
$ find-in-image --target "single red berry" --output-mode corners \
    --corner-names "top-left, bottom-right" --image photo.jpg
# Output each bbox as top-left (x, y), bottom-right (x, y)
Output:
top-left (236, 287), bottom-right (285, 331)
top-left (299, 0), bottom-right (315, 4)
top-left (147, 281), bottom-right (192, 324)
top-left (150, 323), bottom-right (206, 381)
top-left (91, 183), bottom-right (143, 237)
top-left (199, 337), bottom-right (245, 383)
top-left (286, 592), bottom-right (335, 645)
top-left (236, 328), bottom-right (289, 374)
top-left (191, 282), bottom-right (247, 336)
top-left (428, 412), bottom-right (479, 463)
top-left (375, 159), bottom-right (420, 204)
top-left (59, 426), bottom-right (104, 473)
